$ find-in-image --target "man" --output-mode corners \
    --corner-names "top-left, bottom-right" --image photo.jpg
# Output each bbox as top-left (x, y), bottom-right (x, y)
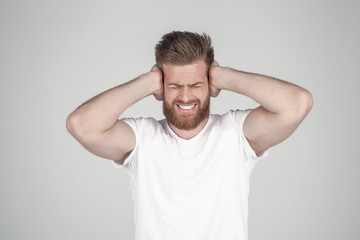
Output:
top-left (66, 31), bottom-right (313, 240)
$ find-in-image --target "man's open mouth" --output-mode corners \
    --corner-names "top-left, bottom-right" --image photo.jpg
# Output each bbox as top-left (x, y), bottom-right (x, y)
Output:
top-left (177, 104), bottom-right (196, 110)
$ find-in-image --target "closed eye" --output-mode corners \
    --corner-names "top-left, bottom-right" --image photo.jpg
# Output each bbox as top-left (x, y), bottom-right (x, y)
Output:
top-left (190, 83), bottom-right (203, 88)
top-left (168, 84), bottom-right (183, 89)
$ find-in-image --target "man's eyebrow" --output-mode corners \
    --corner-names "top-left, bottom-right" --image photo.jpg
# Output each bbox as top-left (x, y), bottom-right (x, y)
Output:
top-left (167, 82), bottom-right (204, 87)
top-left (189, 82), bottom-right (204, 86)
top-left (168, 83), bottom-right (183, 87)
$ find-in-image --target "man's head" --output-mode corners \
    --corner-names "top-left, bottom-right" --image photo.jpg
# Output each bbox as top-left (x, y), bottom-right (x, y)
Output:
top-left (155, 31), bottom-right (214, 131)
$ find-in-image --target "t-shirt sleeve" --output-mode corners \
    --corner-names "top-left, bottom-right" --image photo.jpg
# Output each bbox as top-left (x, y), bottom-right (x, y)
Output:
top-left (230, 109), bottom-right (269, 168)
top-left (111, 117), bottom-right (142, 176)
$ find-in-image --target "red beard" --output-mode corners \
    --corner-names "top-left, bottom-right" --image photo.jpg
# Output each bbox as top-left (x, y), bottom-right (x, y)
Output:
top-left (163, 94), bottom-right (210, 131)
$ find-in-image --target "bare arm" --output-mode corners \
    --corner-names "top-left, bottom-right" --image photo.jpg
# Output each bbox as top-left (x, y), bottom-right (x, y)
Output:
top-left (209, 62), bottom-right (313, 155)
top-left (66, 65), bottom-right (163, 162)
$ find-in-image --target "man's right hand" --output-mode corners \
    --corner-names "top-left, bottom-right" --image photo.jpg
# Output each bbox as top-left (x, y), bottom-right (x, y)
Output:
top-left (149, 64), bottom-right (163, 101)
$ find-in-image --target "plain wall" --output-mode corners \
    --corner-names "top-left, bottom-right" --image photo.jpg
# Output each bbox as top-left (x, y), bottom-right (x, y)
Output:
top-left (1, 0), bottom-right (359, 239)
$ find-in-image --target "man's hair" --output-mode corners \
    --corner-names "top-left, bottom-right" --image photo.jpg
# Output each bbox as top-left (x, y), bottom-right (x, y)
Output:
top-left (155, 31), bottom-right (214, 68)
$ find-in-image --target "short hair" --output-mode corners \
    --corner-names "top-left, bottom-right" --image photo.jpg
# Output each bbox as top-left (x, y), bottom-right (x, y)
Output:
top-left (155, 31), bottom-right (214, 68)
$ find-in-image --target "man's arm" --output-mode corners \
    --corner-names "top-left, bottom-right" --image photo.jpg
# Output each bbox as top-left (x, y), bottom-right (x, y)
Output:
top-left (209, 62), bottom-right (313, 155)
top-left (66, 65), bottom-right (163, 162)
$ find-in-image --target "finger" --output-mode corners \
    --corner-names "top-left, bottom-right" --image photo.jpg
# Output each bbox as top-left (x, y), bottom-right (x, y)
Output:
top-left (211, 89), bottom-right (221, 98)
top-left (154, 93), bottom-right (163, 101)
top-left (151, 64), bottom-right (159, 72)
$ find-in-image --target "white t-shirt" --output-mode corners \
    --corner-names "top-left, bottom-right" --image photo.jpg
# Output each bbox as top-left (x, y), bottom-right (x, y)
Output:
top-left (113, 109), bottom-right (269, 240)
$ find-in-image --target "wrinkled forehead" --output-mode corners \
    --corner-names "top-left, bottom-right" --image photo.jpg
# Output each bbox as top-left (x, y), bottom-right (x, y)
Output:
top-left (162, 61), bottom-right (208, 84)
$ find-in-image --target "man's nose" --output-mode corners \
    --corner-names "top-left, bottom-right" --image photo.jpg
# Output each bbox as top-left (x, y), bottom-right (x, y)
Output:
top-left (179, 87), bottom-right (192, 103)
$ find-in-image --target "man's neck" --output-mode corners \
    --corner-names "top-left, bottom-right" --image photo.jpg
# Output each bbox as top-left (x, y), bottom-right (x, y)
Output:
top-left (168, 116), bottom-right (209, 140)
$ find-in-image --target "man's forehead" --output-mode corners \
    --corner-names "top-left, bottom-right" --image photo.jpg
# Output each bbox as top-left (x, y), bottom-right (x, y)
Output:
top-left (162, 61), bottom-right (208, 83)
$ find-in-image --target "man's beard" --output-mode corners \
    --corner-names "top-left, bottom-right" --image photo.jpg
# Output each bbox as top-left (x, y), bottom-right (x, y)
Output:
top-left (163, 93), bottom-right (210, 131)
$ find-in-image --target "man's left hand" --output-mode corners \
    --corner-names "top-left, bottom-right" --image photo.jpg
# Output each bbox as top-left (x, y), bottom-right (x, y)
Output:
top-left (209, 61), bottom-right (222, 97)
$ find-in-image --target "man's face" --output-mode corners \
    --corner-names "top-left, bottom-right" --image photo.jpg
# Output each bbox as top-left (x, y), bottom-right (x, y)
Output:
top-left (162, 60), bottom-right (210, 131)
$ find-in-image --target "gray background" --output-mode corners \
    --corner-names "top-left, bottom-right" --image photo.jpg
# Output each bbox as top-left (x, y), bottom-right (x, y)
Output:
top-left (1, 0), bottom-right (359, 239)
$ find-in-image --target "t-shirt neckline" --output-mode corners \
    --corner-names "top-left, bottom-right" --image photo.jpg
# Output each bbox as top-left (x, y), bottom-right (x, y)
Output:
top-left (165, 115), bottom-right (214, 142)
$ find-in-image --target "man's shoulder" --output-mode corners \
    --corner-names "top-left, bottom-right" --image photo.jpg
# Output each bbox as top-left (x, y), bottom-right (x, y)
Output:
top-left (121, 116), bottom-right (164, 124)
top-left (120, 116), bottom-right (167, 134)
top-left (211, 109), bottom-right (249, 120)
top-left (210, 109), bottom-right (252, 128)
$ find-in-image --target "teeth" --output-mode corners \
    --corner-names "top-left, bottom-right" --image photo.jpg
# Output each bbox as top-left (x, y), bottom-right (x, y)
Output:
top-left (178, 104), bottom-right (195, 110)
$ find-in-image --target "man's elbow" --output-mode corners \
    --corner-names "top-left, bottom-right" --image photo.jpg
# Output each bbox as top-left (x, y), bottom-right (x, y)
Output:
top-left (292, 89), bottom-right (313, 120)
top-left (66, 113), bottom-right (78, 136)
top-left (299, 89), bottom-right (313, 114)
top-left (66, 113), bottom-right (87, 140)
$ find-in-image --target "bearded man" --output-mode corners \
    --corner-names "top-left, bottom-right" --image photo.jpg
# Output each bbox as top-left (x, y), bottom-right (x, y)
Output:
top-left (66, 31), bottom-right (313, 240)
